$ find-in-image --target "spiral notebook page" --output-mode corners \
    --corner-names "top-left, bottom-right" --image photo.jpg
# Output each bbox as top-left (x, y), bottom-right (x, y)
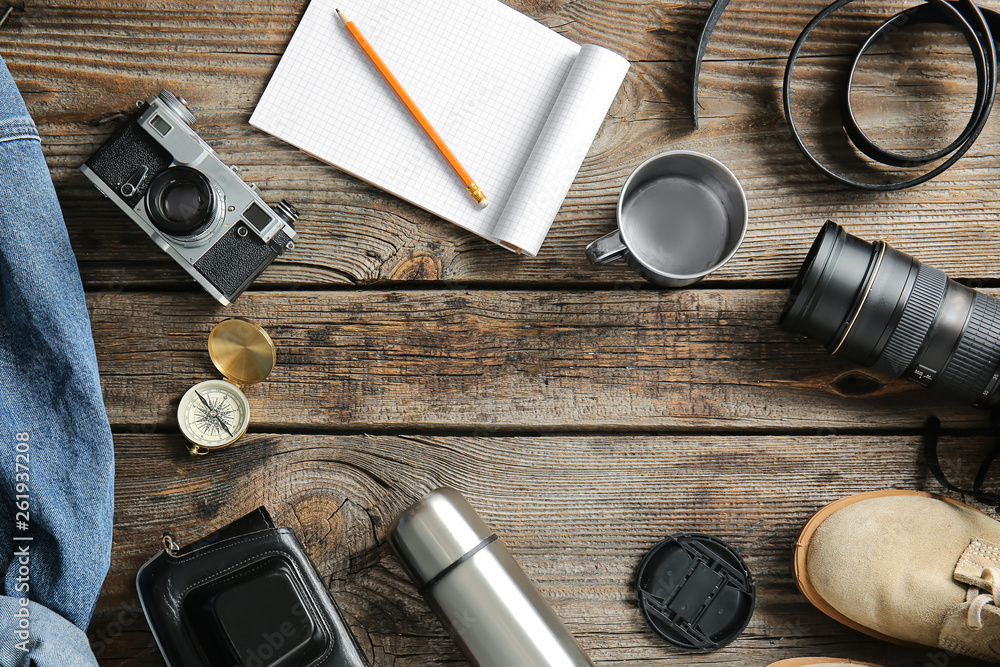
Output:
top-left (251, 0), bottom-right (629, 255)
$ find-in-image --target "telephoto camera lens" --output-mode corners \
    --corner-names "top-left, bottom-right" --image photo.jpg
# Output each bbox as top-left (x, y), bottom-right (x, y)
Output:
top-left (145, 166), bottom-right (221, 237)
top-left (780, 222), bottom-right (1000, 408)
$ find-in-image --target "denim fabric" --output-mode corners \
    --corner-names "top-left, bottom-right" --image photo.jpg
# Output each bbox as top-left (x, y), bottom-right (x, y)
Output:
top-left (0, 56), bottom-right (113, 666)
top-left (0, 600), bottom-right (97, 667)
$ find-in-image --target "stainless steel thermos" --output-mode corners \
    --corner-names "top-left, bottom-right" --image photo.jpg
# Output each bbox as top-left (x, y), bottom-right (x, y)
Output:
top-left (387, 487), bottom-right (594, 667)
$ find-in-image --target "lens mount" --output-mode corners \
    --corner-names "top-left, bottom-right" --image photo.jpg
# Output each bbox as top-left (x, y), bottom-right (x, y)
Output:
top-left (145, 166), bottom-right (224, 239)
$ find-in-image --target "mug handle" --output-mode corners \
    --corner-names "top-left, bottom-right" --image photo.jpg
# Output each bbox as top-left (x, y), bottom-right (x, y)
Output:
top-left (586, 231), bottom-right (627, 266)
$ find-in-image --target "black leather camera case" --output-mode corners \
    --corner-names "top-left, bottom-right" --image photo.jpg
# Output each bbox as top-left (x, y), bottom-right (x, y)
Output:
top-left (136, 507), bottom-right (370, 667)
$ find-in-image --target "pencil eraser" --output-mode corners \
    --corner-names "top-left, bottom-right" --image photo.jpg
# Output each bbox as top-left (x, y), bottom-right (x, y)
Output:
top-left (478, 197), bottom-right (489, 209)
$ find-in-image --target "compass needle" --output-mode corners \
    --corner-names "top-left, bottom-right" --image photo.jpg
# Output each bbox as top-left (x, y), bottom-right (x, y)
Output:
top-left (217, 414), bottom-right (234, 438)
top-left (194, 389), bottom-right (212, 409)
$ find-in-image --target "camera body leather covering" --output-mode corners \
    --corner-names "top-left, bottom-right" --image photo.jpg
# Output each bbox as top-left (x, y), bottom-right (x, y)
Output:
top-left (136, 507), bottom-right (370, 667)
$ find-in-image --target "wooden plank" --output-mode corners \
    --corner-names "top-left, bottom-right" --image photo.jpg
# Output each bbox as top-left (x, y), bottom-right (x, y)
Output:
top-left (89, 431), bottom-right (996, 666)
top-left (89, 289), bottom-right (992, 431)
top-left (2, 1), bottom-right (997, 287)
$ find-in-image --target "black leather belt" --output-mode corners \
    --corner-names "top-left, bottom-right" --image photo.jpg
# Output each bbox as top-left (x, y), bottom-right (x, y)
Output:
top-left (692, 0), bottom-right (732, 129)
top-left (694, 0), bottom-right (1000, 190)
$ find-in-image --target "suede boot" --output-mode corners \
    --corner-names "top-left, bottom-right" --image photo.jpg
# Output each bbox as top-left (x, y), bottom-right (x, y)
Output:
top-left (794, 490), bottom-right (1000, 663)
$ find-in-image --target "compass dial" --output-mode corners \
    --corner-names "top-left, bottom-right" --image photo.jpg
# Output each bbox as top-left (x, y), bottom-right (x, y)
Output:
top-left (177, 379), bottom-right (250, 452)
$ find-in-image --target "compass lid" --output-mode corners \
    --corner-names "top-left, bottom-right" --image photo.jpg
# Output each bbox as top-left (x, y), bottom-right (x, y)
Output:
top-left (208, 318), bottom-right (276, 386)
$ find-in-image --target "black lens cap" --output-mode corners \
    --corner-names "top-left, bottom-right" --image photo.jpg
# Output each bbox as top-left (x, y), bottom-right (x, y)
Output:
top-left (635, 532), bottom-right (755, 652)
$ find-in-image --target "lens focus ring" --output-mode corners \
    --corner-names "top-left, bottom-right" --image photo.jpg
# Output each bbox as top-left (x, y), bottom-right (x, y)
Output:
top-left (935, 293), bottom-right (1000, 405)
top-left (873, 263), bottom-right (946, 377)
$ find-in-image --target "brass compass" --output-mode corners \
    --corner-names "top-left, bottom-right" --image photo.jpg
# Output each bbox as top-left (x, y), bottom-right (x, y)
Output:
top-left (177, 318), bottom-right (275, 455)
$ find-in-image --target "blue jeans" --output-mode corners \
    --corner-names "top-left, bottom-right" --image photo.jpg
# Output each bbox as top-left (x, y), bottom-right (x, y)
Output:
top-left (0, 57), bottom-right (113, 666)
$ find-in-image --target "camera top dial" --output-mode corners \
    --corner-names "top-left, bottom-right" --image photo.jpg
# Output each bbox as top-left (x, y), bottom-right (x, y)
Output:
top-left (156, 89), bottom-right (195, 124)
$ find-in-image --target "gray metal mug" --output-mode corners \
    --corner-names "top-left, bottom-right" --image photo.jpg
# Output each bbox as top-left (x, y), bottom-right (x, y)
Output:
top-left (586, 150), bottom-right (748, 286)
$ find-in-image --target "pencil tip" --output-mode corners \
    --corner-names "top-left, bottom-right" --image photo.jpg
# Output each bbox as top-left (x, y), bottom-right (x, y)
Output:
top-left (335, 8), bottom-right (348, 25)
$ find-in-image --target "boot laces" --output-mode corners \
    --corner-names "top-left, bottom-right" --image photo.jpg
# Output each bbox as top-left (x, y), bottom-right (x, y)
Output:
top-left (967, 566), bottom-right (1000, 629)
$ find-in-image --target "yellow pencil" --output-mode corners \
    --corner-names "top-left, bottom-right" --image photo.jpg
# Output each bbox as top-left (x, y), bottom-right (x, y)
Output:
top-left (336, 8), bottom-right (488, 208)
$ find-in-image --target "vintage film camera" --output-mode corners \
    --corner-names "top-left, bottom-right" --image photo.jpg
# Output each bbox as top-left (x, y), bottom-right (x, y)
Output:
top-left (81, 90), bottom-right (297, 305)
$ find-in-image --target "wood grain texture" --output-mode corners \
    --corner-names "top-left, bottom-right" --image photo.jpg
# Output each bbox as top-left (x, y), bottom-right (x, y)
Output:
top-left (89, 432), bottom-right (998, 666)
top-left (8, 0), bottom-right (1000, 665)
top-left (90, 289), bottom-right (989, 431)
top-left (3, 1), bottom-right (999, 287)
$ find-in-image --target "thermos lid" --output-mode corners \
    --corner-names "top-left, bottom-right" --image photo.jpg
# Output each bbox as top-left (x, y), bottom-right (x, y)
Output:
top-left (387, 487), bottom-right (494, 588)
top-left (635, 532), bottom-right (755, 652)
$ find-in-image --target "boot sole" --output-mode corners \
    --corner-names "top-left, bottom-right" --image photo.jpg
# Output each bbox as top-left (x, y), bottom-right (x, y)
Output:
top-left (792, 488), bottom-right (982, 649)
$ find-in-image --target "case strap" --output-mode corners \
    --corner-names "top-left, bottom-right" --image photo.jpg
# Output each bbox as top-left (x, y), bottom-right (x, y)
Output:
top-left (923, 416), bottom-right (1000, 510)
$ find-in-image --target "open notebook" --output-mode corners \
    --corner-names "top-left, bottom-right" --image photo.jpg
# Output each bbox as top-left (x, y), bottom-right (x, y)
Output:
top-left (251, 0), bottom-right (630, 256)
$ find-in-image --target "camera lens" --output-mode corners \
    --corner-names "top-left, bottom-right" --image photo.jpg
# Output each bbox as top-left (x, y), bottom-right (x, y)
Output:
top-left (780, 222), bottom-right (1000, 408)
top-left (145, 166), bottom-right (220, 237)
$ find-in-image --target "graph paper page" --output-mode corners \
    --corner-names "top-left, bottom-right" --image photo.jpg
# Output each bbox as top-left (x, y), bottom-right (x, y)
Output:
top-left (494, 45), bottom-right (630, 255)
top-left (251, 0), bottom-right (628, 253)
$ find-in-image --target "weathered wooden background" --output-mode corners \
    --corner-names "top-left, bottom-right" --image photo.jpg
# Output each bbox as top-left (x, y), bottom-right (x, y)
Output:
top-left (3, 0), bottom-right (999, 664)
